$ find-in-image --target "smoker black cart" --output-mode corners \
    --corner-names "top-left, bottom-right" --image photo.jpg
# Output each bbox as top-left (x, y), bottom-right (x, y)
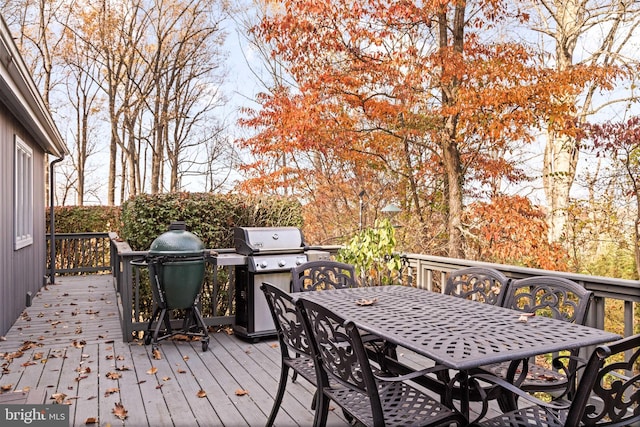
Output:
top-left (136, 222), bottom-right (212, 351)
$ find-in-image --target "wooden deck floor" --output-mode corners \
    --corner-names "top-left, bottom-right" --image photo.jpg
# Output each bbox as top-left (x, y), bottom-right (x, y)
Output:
top-left (0, 275), bottom-right (498, 426)
top-left (0, 275), bottom-right (349, 426)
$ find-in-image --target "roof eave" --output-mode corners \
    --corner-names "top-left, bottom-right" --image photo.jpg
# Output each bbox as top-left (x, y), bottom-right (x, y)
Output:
top-left (0, 15), bottom-right (68, 158)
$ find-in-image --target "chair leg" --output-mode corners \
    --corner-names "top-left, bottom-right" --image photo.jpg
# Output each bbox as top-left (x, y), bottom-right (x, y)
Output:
top-left (312, 391), bottom-right (330, 427)
top-left (266, 364), bottom-right (290, 427)
top-left (497, 390), bottom-right (518, 413)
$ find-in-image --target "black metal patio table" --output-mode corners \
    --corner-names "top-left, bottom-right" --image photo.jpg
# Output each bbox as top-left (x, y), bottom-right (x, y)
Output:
top-left (295, 285), bottom-right (620, 420)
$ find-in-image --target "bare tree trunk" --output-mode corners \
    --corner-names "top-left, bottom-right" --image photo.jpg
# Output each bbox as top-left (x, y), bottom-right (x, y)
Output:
top-left (442, 135), bottom-right (464, 258)
top-left (437, 2), bottom-right (466, 258)
top-left (543, 126), bottom-right (579, 242)
top-left (536, 0), bottom-right (640, 242)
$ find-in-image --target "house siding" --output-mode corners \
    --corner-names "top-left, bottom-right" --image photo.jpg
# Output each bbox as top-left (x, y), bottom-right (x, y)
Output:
top-left (0, 101), bottom-right (47, 336)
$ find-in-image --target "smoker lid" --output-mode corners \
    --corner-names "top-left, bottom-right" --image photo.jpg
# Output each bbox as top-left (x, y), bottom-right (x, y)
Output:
top-left (234, 227), bottom-right (305, 255)
top-left (149, 229), bottom-right (205, 256)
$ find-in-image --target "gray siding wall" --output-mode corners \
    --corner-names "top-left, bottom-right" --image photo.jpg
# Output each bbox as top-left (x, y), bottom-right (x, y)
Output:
top-left (0, 101), bottom-right (47, 336)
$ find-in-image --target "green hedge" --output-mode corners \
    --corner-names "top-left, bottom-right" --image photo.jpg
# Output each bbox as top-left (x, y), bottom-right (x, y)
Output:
top-left (46, 205), bottom-right (122, 233)
top-left (120, 192), bottom-right (303, 250)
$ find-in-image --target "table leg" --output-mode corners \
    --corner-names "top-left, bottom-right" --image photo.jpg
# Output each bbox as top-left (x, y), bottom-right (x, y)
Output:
top-left (459, 370), bottom-right (470, 421)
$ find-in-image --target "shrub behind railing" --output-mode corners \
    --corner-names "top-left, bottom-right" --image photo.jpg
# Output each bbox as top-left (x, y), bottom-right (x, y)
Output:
top-left (46, 205), bottom-right (121, 233)
top-left (120, 192), bottom-right (303, 251)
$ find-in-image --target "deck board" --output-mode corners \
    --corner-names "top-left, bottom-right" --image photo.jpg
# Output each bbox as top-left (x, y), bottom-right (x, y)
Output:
top-left (1, 274), bottom-right (501, 426)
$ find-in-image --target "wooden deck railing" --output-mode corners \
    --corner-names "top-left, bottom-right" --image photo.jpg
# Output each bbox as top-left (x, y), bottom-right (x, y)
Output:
top-left (46, 232), bottom-right (111, 274)
top-left (401, 254), bottom-right (640, 340)
top-left (104, 234), bottom-right (639, 342)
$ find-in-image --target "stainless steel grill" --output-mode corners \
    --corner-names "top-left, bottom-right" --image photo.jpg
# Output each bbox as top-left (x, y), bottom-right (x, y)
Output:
top-left (233, 227), bottom-right (317, 340)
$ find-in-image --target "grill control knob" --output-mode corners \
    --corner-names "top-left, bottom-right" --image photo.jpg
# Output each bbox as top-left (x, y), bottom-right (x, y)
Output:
top-left (278, 260), bottom-right (286, 267)
top-left (259, 261), bottom-right (268, 269)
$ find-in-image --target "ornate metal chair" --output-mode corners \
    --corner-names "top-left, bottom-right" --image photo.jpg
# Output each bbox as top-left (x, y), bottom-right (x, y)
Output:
top-left (444, 267), bottom-right (511, 306)
top-left (260, 282), bottom-right (317, 427)
top-left (471, 333), bottom-right (640, 427)
top-left (480, 276), bottom-right (594, 411)
top-left (296, 297), bottom-right (466, 427)
top-left (292, 260), bottom-right (397, 364)
top-left (291, 260), bottom-right (357, 292)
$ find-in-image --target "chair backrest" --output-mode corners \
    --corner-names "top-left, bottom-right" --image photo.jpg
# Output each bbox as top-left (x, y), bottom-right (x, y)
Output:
top-left (260, 282), bottom-right (312, 359)
top-left (565, 333), bottom-right (640, 427)
top-left (502, 276), bottom-right (593, 325)
top-left (291, 260), bottom-right (357, 293)
top-left (296, 297), bottom-right (384, 422)
top-left (444, 267), bottom-right (510, 306)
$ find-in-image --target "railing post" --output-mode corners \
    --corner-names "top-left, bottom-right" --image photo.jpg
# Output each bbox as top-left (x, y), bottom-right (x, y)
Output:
top-left (120, 255), bottom-right (134, 342)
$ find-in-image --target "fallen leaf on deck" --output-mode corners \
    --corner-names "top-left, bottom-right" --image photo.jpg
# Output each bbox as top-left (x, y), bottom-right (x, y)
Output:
top-left (19, 341), bottom-right (42, 351)
top-left (197, 389), bottom-right (207, 398)
top-left (3, 351), bottom-right (24, 362)
top-left (172, 334), bottom-right (190, 341)
top-left (235, 389), bottom-right (249, 396)
top-left (51, 392), bottom-right (67, 404)
top-left (162, 377), bottom-right (171, 381)
top-left (155, 384), bottom-right (163, 389)
top-left (115, 366), bottom-right (130, 371)
top-left (177, 369), bottom-right (187, 374)
top-left (106, 372), bottom-right (121, 380)
top-left (105, 355), bottom-right (114, 360)
top-left (270, 343), bottom-right (278, 348)
top-left (1, 384), bottom-right (12, 392)
top-left (147, 367), bottom-right (158, 375)
top-left (72, 340), bottom-right (86, 349)
top-left (85, 417), bottom-right (98, 424)
top-left (152, 349), bottom-right (162, 360)
top-left (112, 402), bottom-right (128, 420)
top-left (116, 355), bottom-right (125, 361)
top-left (182, 355), bottom-right (189, 361)
top-left (104, 388), bottom-right (119, 396)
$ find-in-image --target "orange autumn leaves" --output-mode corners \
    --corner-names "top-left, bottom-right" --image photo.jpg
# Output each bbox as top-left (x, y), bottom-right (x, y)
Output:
top-left (467, 195), bottom-right (568, 271)
top-left (239, 0), bottom-right (615, 260)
